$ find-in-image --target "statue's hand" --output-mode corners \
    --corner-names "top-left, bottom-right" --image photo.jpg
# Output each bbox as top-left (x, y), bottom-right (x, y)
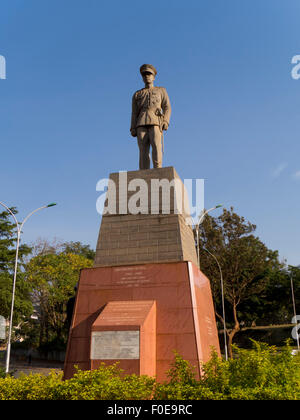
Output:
top-left (162, 122), bottom-right (169, 131)
top-left (130, 129), bottom-right (137, 137)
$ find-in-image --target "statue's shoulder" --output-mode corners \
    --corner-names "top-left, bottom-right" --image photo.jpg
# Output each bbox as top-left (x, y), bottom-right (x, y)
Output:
top-left (132, 87), bottom-right (167, 98)
top-left (132, 88), bottom-right (145, 101)
top-left (133, 88), bottom-right (145, 96)
top-left (155, 86), bottom-right (167, 93)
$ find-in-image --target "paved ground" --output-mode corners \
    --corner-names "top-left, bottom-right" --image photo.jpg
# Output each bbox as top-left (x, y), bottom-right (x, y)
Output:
top-left (0, 359), bottom-right (64, 378)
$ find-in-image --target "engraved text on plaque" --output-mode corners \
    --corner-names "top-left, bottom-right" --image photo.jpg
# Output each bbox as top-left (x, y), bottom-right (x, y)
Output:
top-left (91, 330), bottom-right (140, 360)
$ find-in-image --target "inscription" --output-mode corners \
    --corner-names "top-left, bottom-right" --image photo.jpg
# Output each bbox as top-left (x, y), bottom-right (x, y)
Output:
top-left (91, 330), bottom-right (139, 360)
top-left (114, 266), bottom-right (152, 287)
top-left (205, 316), bottom-right (214, 336)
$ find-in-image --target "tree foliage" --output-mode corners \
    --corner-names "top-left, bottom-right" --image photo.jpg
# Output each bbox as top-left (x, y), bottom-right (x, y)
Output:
top-left (197, 207), bottom-right (283, 356)
top-left (60, 241), bottom-right (95, 261)
top-left (0, 209), bottom-right (32, 323)
top-left (26, 252), bottom-right (93, 348)
top-left (28, 238), bottom-right (95, 261)
top-left (0, 209), bottom-right (95, 347)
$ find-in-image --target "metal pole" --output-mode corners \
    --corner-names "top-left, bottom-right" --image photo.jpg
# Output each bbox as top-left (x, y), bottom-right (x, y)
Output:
top-left (0, 201), bottom-right (57, 375)
top-left (0, 202), bottom-right (20, 375)
top-left (290, 273), bottom-right (300, 350)
top-left (195, 205), bottom-right (222, 270)
top-left (203, 247), bottom-right (228, 361)
top-left (196, 227), bottom-right (200, 270)
top-left (5, 230), bottom-right (20, 374)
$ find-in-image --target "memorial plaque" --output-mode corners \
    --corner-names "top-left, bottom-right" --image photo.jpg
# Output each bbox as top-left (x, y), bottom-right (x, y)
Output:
top-left (91, 330), bottom-right (139, 360)
top-left (0, 316), bottom-right (6, 340)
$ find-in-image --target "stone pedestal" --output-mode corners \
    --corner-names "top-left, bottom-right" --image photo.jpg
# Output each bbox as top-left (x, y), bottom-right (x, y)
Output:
top-left (64, 167), bottom-right (220, 381)
top-left (64, 261), bottom-right (220, 381)
top-left (94, 167), bottom-right (198, 267)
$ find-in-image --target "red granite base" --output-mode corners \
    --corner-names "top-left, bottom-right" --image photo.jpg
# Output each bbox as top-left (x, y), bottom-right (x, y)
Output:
top-left (90, 300), bottom-right (156, 376)
top-left (63, 261), bottom-right (220, 382)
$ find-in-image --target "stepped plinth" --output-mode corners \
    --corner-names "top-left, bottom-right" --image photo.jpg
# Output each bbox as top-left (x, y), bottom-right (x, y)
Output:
top-left (64, 167), bottom-right (220, 381)
top-left (94, 167), bottom-right (198, 267)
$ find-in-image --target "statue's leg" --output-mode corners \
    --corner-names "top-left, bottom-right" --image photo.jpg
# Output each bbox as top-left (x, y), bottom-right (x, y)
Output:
top-left (137, 127), bottom-right (151, 169)
top-left (150, 125), bottom-right (162, 168)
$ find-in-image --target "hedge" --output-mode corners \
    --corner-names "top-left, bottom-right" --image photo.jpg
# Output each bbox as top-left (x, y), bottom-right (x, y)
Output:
top-left (0, 341), bottom-right (299, 400)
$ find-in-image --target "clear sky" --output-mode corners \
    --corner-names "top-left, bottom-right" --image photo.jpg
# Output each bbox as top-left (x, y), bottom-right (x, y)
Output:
top-left (1, 0), bottom-right (300, 265)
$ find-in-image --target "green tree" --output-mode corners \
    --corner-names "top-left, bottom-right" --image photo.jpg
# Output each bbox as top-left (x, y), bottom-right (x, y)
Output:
top-left (29, 238), bottom-right (95, 261)
top-left (198, 207), bottom-right (282, 357)
top-left (241, 265), bottom-right (299, 327)
top-left (26, 252), bottom-right (93, 348)
top-left (0, 208), bottom-right (32, 323)
top-left (60, 241), bottom-right (95, 261)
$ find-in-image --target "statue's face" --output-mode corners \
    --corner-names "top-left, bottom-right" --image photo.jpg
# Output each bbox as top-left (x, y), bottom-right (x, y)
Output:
top-left (142, 71), bottom-right (155, 84)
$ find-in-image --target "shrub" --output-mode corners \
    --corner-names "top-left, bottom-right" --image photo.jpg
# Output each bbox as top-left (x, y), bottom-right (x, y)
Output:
top-left (0, 367), bottom-right (6, 379)
top-left (0, 363), bottom-right (155, 400)
top-left (0, 341), bottom-right (299, 400)
top-left (154, 342), bottom-right (300, 400)
top-left (58, 363), bottom-right (155, 400)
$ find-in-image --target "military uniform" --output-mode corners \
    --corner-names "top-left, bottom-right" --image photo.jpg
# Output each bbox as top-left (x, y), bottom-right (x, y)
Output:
top-left (130, 65), bottom-right (171, 169)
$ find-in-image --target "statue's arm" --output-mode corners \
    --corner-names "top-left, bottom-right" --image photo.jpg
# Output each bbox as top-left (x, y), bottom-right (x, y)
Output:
top-left (130, 93), bottom-right (138, 137)
top-left (161, 88), bottom-right (171, 129)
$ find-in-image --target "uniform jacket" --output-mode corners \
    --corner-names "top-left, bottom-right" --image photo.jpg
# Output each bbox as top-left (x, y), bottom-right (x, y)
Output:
top-left (130, 86), bottom-right (171, 132)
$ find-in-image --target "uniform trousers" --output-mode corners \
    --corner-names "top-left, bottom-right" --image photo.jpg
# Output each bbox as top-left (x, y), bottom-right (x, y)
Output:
top-left (137, 125), bottom-right (162, 170)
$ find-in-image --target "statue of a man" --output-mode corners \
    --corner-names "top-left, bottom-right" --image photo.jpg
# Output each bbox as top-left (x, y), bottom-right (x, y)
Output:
top-left (130, 64), bottom-right (171, 169)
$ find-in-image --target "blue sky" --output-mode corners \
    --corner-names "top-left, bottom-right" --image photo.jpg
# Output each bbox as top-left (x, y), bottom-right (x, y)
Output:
top-left (1, 0), bottom-right (300, 265)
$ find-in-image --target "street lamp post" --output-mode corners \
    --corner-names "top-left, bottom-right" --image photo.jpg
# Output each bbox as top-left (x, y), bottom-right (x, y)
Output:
top-left (0, 201), bottom-right (57, 375)
top-left (195, 205), bottom-right (222, 270)
top-left (290, 273), bottom-right (300, 351)
top-left (203, 247), bottom-right (228, 361)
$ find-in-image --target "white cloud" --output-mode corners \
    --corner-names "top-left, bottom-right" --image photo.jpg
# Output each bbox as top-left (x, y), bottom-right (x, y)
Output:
top-left (271, 162), bottom-right (287, 178)
top-left (293, 170), bottom-right (300, 179)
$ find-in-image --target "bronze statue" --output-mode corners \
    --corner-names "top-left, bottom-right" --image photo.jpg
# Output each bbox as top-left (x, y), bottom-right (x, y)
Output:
top-left (130, 64), bottom-right (171, 169)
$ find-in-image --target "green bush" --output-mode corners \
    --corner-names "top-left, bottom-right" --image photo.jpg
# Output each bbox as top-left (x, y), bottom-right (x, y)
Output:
top-left (202, 340), bottom-right (300, 400)
top-left (58, 364), bottom-right (155, 400)
top-left (0, 367), bottom-right (6, 379)
top-left (0, 363), bottom-right (155, 400)
top-left (0, 341), bottom-right (299, 400)
top-left (154, 341), bottom-right (300, 400)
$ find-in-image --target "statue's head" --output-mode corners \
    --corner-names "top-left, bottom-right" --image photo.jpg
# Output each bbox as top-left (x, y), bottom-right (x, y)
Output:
top-left (140, 64), bottom-right (157, 85)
